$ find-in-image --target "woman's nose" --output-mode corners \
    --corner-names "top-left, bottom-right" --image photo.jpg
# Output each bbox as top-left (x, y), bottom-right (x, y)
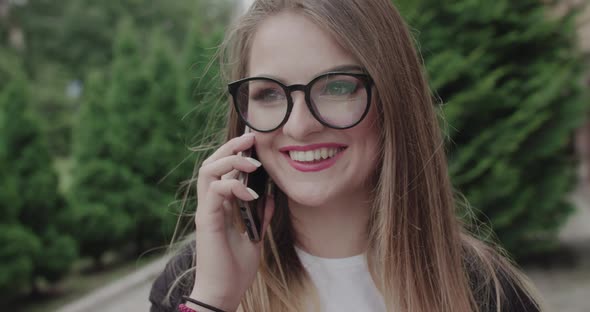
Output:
top-left (281, 91), bottom-right (324, 139)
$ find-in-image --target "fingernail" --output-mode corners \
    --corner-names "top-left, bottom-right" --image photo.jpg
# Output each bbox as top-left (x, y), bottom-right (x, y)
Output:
top-left (245, 157), bottom-right (261, 167)
top-left (246, 187), bottom-right (259, 199)
top-left (242, 132), bottom-right (255, 137)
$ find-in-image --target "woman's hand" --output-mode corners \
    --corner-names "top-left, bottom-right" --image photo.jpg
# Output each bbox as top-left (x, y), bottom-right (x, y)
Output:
top-left (190, 132), bottom-right (275, 312)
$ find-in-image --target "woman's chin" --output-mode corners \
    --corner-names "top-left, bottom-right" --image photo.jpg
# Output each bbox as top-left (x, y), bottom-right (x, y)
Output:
top-left (283, 190), bottom-right (332, 208)
top-left (272, 177), bottom-right (340, 208)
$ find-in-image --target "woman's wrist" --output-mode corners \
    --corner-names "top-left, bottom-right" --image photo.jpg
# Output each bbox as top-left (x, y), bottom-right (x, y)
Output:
top-left (184, 301), bottom-right (225, 312)
top-left (187, 290), bottom-right (239, 312)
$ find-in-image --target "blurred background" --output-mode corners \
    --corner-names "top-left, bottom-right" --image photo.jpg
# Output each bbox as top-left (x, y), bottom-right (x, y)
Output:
top-left (1, 0), bottom-right (589, 311)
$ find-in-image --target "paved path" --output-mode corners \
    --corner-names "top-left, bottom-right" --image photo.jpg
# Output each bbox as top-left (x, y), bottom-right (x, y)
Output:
top-left (56, 255), bottom-right (171, 312)
top-left (527, 261), bottom-right (590, 312)
top-left (523, 184), bottom-right (590, 312)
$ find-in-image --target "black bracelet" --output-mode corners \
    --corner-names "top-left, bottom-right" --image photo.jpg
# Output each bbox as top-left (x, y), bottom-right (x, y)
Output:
top-left (181, 295), bottom-right (227, 312)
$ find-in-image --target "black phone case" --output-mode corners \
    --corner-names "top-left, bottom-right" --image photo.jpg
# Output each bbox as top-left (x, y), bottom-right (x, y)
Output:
top-left (237, 147), bottom-right (269, 242)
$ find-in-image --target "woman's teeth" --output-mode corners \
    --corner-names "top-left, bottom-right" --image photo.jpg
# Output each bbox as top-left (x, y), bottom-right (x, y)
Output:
top-left (288, 147), bottom-right (344, 162)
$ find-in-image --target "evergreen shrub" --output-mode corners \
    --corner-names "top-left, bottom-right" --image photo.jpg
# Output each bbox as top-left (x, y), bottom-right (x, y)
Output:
top-left (396, 0), bottom-right (589, 258)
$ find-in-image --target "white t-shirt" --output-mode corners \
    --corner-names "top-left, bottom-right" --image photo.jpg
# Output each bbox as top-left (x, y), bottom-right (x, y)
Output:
top-left (295, 246), bottom-right (388, 312)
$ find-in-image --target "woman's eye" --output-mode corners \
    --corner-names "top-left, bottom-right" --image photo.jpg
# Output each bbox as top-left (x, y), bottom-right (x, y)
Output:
top-left (323, 80), bottom-right (358, 96)
top-left (252, 88), bottom-right (285, 102)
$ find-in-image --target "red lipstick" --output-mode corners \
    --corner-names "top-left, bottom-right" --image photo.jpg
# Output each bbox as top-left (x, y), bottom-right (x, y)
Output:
top-left (279, 143), bottom-right (347, 172)
top-left (279, 143), bottom-right (347, 152)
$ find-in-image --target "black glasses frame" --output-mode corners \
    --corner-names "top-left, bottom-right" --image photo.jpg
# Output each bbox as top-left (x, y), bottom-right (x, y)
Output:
top-left (228, 72), bottom-right (374, 133)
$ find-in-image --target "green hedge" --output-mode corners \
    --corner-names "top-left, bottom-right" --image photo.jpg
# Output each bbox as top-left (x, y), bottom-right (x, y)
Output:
top-left (70, 13), bottom-right (226, 262)
top-left (0, 62), bottom-right (77, 301)
top-left (396, 0), bottom-right (589, 258)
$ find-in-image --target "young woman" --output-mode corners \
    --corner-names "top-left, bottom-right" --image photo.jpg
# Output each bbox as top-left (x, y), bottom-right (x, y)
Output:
top-left (150, 0), bottom-right (544, 311)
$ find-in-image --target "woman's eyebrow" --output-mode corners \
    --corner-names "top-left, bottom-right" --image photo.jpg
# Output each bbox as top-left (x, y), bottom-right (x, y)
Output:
top-left (249, 64), bottom-right (365, 82)
top-left (320, 64), bottom-right (365, 73)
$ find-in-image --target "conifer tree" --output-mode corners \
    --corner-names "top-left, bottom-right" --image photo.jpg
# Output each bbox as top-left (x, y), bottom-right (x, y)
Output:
top-left (172, 10), bottom-right (228, 237)
top-left (0, 65), bottom-right (42, 299)
top-left (0, 67), bottom-right (76, 297)
top-left (71, 21), bottom-right (195, 258)
top-left (396, 0), bottom-right (588, 258)
top-left (178, 15), bottom-right (226, 150)
top-left (69, 5), bottom-right (234, 260)
top-left (69, 19), bottom-right (146, 262)
top-left (130, 30), bottom-right (188, 251)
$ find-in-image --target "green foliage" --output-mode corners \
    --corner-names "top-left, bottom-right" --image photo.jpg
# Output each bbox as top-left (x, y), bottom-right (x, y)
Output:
top-left (34, 228), bottom-right (77, 282)
top-left (0, 70), bottom-right (77, 300)
top-left (178, 17), bottom-right (227, 154)
top-left (12, 0), bottom-right (198, 78)
top-left (70, 15), bottom-right (229, 260)
top-left (0, 225), bottom-right (40, 300)
top-left (6, 0), bottom-right (207, 157)
top-left (71, 71), bottom-right (110, 164)
top-left (396, 0), bottom-right (589, 258)
top-left (71, 20), bottom-right (148, 260)
top-left (69, 160), bottom-right (135, 260)
top-left (0, 0), bottom-right (231, 304)
top-left (0, 50), bottom-right (25, 85)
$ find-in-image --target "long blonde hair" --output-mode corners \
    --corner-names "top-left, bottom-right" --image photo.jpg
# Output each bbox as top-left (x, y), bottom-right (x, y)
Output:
top-left (170, 0), bottom-right (544, 311)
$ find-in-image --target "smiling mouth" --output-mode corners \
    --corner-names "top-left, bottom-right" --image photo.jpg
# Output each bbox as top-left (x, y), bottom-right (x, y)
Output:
top-left (286, 147), bottom-right (346, 163)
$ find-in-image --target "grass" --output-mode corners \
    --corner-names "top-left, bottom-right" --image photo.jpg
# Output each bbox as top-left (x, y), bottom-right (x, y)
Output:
top-left (13, 251), bottom-right (163, 312)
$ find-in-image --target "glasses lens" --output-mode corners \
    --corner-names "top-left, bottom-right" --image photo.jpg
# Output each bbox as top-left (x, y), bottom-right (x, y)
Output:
top-left (310, 74), bottom-right (369, 128)
top-left (235, 79), bottom-right (289, 131)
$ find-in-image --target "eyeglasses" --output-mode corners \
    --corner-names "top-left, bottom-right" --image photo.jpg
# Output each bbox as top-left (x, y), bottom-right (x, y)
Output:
top-left (228, 72), bottom-right (374, 132)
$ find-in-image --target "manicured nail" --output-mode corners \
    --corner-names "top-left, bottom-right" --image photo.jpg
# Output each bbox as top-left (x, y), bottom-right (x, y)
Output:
top-left (245, 157), bottom-right (261, 167)
top-left (246, 187), bottom-right (259, 199)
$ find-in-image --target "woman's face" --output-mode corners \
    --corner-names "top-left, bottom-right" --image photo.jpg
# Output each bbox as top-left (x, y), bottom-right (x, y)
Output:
top-left (248, 11), bottom-right (380, 207)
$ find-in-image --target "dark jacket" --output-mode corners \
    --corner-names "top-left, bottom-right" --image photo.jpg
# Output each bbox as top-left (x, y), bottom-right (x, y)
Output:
top-left (149, 242), bottom-right (540, 312)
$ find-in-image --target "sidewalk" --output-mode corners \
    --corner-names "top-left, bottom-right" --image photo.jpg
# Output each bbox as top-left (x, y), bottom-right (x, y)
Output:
top-left (56, 254), bottom-right (172, 312)
top-left (525, 183), bottom-right (590, 312)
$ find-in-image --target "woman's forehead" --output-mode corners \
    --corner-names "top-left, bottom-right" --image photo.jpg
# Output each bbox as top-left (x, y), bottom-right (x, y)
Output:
top-left (247, 11), bottom-right (359, 84)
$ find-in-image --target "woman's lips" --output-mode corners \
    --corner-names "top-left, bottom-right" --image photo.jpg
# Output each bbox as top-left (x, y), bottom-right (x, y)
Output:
top-left (281, 144), bottom-right (346, 172)
top-left (279, 142), bottom-right (347, 152)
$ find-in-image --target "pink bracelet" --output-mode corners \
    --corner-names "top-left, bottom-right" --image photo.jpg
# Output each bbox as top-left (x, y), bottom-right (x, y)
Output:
top-left (179, 303), bottom-right (197, 312)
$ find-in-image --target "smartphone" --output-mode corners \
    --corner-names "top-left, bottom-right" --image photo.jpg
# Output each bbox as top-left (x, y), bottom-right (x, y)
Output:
top-left (237, 127), bottom-right (269, 242)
